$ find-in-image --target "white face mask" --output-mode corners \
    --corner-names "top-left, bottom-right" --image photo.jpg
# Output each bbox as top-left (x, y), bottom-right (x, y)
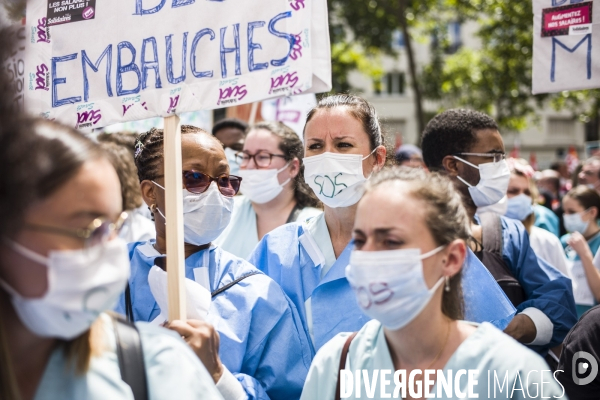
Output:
top-left (153, 182), bottom-right (234, 246)
top-left (346, 246), bottom-right (446, 330)
top-left (454, 156), bottom-right (510, 207)
top-left (564, 211), bottom-right (590, 234)
top-left (303, 150), bottom-right (375, 208)
top-left (238, 162), bottom-right (291, 204)
top-left (0, 238), bottom-right (130, 339)
top-left (505, 194), bottom-right (534, 221)
top-left (224, 147), bottom-right (241, 177)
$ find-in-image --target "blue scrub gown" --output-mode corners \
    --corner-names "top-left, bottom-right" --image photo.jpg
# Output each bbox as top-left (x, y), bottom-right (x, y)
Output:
top-left (534, 204), bottom-right (560, 237)
top-left (248, 222), bottom-right (516, 354)
top-left (477, 216), bottom-right (577, 352)
top-left (116, 241), bottom-right (312, 400)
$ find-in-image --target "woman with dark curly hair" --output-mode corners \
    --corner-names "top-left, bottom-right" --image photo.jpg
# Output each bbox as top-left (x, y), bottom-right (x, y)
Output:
top-left (215, 121), bottom-right (321, 259)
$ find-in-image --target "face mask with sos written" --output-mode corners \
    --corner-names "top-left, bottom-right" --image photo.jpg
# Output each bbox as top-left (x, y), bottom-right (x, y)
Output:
top-left (0, 238), bottom-right (130, 340)
top-left (345, 246), bottom-right (446, 330)
top-left (453, 156), bottom-right (510, 208)
top-left (303, 150), bottom-right (376, 208)
top-left (505, 194), bottom-right (534, 221)
top-left (238, 162), bottom-right (291, 204)
top-left (153, 182), bottom-right (234, 246)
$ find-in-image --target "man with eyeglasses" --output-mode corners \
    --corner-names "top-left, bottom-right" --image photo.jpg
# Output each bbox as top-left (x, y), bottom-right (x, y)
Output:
top-left (421, 109), bottom-right (577, 363)
top-left (579, 156), bottom-right (600, 195)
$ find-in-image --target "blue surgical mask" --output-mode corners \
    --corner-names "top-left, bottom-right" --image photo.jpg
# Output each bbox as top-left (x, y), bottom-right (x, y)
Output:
top-left (224, 147), bottom-right (240, 177)
top-left (564, 211), bottom-right (590, 234)
top-left (505, 194), bottom-right (534, 221)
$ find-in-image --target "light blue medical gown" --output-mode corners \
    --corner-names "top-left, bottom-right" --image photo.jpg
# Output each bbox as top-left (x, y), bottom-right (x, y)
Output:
top-left (248, 222), bottom-right (516, 354)
top-left (115, 241), bottom-right (312, 400)
top-left (35, 313), bottom-right (224, 400)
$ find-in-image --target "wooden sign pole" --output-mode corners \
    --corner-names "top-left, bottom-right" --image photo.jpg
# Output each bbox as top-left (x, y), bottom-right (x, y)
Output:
top-left (163, 115), bottom-right (186, 321)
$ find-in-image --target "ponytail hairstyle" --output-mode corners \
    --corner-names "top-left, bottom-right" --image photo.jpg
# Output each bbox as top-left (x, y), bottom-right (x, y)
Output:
top-left (251, 121), bottom-right (321, 209)
top-left (364, 166), bottom-right (471, 320)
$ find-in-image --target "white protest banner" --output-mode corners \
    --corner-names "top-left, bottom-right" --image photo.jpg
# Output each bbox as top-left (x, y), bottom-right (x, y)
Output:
top-left (1, 22), bottom-right (27, 114)
top-left (24, 0), bottom-right (331, 129)
top-left (533, 0), bottom-right (600, 94)
top-left (261, 93), bottom-right (316, 138)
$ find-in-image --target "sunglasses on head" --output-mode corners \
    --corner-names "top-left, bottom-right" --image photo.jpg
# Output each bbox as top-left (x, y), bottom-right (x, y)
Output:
top-left (182, 171), bottom-right (241, 197)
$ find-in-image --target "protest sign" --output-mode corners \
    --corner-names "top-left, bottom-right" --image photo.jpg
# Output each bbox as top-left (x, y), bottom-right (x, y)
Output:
top-left (533, 0), bottom-right (600, 94)
top-left (261, 93), bottom-right (316, 138)
top-left (1, 23), bottom-right (26, 114)
top-left (24, 0), bottom-right (331, 321)
top-left (24, 0), bottom-right (331, 129)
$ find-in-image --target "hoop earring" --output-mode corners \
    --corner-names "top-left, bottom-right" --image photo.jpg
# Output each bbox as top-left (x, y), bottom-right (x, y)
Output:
top-left (444, 276), bottom-right (451, 292)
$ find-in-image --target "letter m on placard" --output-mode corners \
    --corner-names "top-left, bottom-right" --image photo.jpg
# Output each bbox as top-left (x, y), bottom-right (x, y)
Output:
top-left (551, 34), bottom-right (592, 82)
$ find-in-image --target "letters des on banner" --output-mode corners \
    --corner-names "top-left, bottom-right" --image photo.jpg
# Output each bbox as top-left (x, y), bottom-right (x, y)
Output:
top-left (23, 0), bottom-right (331, 129)
top-left (533, 0), bottom-right (600, 94)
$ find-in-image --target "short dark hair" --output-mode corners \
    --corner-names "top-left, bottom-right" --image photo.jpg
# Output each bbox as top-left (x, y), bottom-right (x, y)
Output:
top-left (421, 109), bottom-right (499, 171)
top-left (134, 125), bottom-right (211, 182)
top-left (211, 118), bottom-right (248, 136)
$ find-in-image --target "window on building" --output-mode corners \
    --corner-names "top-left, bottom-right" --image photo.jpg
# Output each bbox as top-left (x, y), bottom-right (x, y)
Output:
top-left (446, 21), bottom-right (462, 54)
top-left (548, 118), bottom-right (576, 144)
top-left (375, 72), bottom-right (405, 96)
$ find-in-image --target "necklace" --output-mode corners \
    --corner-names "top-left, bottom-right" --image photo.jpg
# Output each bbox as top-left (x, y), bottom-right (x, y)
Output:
top-left (424, 321), bottom-right (451, 370)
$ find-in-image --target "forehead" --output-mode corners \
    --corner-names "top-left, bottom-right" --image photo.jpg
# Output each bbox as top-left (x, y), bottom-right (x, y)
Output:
top-left (305, 108), bottom-right (368, 141)
top-left (356, 182), bottom-right (427, 230)
top-left (468, 128), bottom-right (504, 152)
top-left (214, 127), bottom-right (245, 141)
top-left (181, 133), bottom-right (226, 164)
top-left (584, 160), bottom-right (600, 170)
top-left (244, 128), bottom-right (280, 150)
top-left (509, 173), bottom-right (529, 187)
top-left (563, 195), bottom-right (583, 209)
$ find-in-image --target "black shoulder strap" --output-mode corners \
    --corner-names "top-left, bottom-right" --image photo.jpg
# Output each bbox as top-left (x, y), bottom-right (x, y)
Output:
top-left (125, 284), bottom-right (134, 323)
top-left (479, 212), bottom-right (503, 256)
top-left (286, 204), bottom-right (303, 224)
top-left (112, 314), bottom-right (148, 400)
top-left (211, 271), bottom-right (261, 298)
top-left (335, 332), bottom-right (358, 400)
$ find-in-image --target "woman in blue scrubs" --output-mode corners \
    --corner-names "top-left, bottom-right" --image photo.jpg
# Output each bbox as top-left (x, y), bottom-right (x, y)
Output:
top-left (249, 94), bottom-right (516, 355)
top-left (117, 125), bottom-right (312, 400)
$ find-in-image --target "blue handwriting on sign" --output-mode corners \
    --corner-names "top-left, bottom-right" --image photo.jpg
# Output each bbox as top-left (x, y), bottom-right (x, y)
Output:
top-left (134, 0), bottom-right (225, 15)
top-left (50, 11), bottom-right (295, 108)
top-left (551, 34), bottom-right (591, 82)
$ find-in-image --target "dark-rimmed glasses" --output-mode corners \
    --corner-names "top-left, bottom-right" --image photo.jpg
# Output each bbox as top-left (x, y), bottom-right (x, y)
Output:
top-left (182, 171), bottom-right (241, 197)
top-left (23, 212), bottom-right (129, 248)
top-left (235, 151), bottom-right (287, 168)
top-left (454, 152), bottom-right (506, 163)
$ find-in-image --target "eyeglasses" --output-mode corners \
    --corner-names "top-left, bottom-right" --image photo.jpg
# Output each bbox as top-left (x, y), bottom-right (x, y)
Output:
top-left (23, 212), bottom-right (129, 248)
top-left (235, 151), bottom-right (287, 168)
top-left (454, 152), bottom-right (506, 163)
top-left (182, 171), bottom-right (242, 197)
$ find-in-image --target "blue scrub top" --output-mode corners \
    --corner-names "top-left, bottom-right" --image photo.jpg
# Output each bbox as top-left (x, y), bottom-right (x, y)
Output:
top-left (534, 204), bottom-right (560, 237)
top-left (475, 215), bottom-right (577, 352)
top-left (249, 222), bottom-right (516, 354)
top-left (116, 241), bottom-right (312, 400)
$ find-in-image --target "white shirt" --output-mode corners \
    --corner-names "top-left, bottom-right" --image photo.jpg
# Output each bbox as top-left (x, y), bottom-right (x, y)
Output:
top-left (215, 195), bottom-right (322, 259)
top-left (529, 226), bottom-right (569, 276)
top-left (119, 207), bottom-right (156, 244)
top-left (303, 213), bottom-right (336, 344)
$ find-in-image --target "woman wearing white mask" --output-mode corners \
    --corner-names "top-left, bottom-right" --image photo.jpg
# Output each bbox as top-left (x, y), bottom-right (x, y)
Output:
top-left (301, 167), bottom-right (565, 400)
top-left (215, 121), bottom-right (321, 259)
top-left (248, 95), bottom-right (513, 359)
top-left (0, 119), bottom-right (222, 400)
top-left (561, 185), bottom-right (600, 318)
top-left (504, 158), bottom-right (568, 275)
top-left (117, 125), bottom-right (312, 400)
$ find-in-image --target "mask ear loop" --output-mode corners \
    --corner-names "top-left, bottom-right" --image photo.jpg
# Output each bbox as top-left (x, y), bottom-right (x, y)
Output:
top-left (453, 156), bottom-right (479, 188)
top-left (3, 239), bottom-right (49, 266)
top-left (276, 161), bottom-right (293, 187)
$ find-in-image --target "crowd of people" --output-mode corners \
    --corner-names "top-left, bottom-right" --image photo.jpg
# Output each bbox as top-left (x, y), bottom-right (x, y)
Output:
top-left (2, 34), bottom-right (600, 400)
